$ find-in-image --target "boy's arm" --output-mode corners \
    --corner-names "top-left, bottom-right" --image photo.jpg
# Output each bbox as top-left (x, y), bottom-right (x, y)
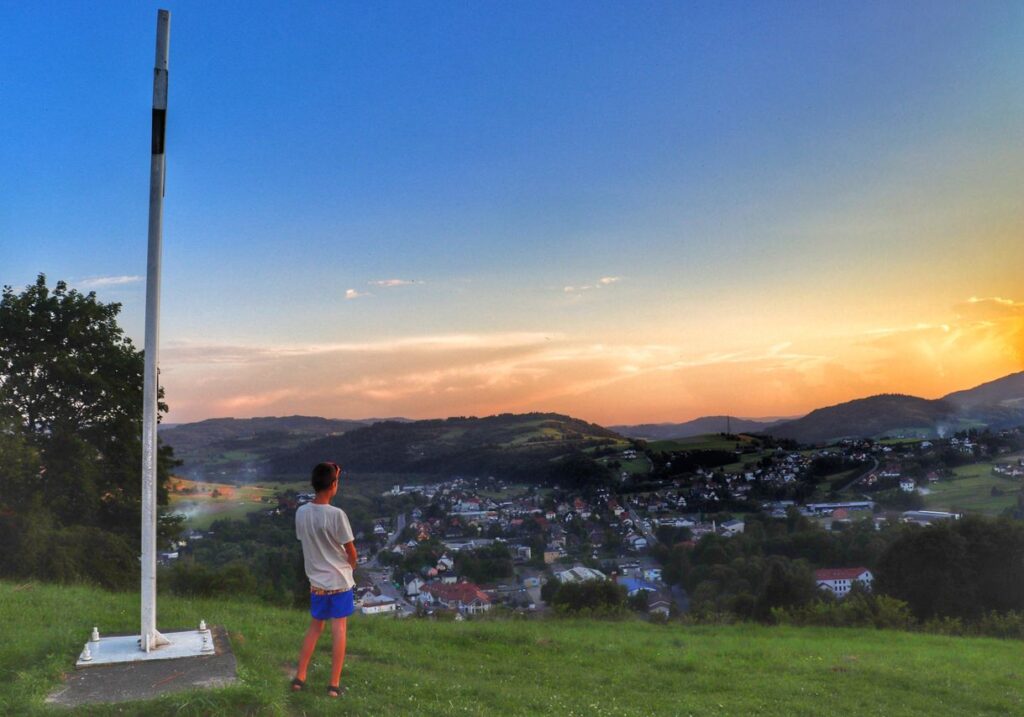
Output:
top-left (344, 541), bottom-right (358, 571)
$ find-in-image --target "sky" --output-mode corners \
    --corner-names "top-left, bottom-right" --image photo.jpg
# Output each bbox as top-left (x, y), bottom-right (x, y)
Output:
top-left (2, 1), bottom-right (1024, 425)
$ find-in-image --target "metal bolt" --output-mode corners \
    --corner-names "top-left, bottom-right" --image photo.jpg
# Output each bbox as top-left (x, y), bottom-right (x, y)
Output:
top-left (80, 645), bottom-right (93, 662)
top-left (90, 627), bottom-right (100, 642)
top-left (198, 619), bottom-right (207, 631)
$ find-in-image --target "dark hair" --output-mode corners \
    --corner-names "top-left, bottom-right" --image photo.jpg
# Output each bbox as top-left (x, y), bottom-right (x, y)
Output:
top-left (311, 462), bottom-right (340, 492)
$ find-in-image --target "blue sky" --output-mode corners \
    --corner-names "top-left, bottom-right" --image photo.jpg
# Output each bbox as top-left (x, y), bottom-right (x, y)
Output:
top-left (3, 1), bottom-right (1023, 422)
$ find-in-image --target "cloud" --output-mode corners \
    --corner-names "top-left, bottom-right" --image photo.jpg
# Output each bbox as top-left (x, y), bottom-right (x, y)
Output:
top-left (159, 294), bottom-right (1024, 425)
top-left (563, 276), bottom-right (624, 293)
top-left (160, 332), bottom-right (831, 424)
top-left (345, 288), bottom-right (370, 300)
top-left (78, 275), bottom-right (143, 288)
top-left (369, 279), bottom-right (419, 288)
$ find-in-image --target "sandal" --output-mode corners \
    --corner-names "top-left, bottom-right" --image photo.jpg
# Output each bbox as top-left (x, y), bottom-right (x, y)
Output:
top-left (327, 684), bottom-right (346, 698)
top-left (290, 677), bottom-right (305, 692)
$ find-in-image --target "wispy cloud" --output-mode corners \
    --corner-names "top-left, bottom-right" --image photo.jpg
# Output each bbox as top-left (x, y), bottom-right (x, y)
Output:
top-left (78, 275), bottom-right (143, 288)
top-left (563, 276), bottom-right (623, 293)
top-left (159, 295), bottom-right (1024, 425)
top-left (369, 278), bottom-right (420, 288)
top-left (345, 288), bottom-right (370, 300)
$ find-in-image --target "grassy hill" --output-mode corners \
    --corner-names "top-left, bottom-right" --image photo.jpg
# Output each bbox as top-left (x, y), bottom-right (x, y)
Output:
top-left (269, 413), bottom-right (628, 481)
top-left (159, 416), bottom-right (375, 480)
top-left (768, 394), bottom-right (960, 444)
top-left (3, 581), bottom-right (1022, 716)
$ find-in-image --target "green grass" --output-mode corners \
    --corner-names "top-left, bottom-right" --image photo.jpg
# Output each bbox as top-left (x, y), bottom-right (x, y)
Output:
top-left (2, 581), bottom-right (1023, 716)
top-left (922, 463), bottom-right (1023, 516)
top-left (648, 433), bottom-right (756, 453)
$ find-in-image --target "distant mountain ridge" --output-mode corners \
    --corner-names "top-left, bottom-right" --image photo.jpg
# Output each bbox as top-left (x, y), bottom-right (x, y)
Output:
top-left (611, 415), bottom-right (783, 440)
top-left (943, 371), bottom-right (1024, 410)
top-left (160, 372), bottom-right (1024, 478)
top-left (159, 415), bottom-right (381, 478)
top-left (766, 371), bottom-right (1024, 443)
top-left (160, 415), bottom-right (375, 451)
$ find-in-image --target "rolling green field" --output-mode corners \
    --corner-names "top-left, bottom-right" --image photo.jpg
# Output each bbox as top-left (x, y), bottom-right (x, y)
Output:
top-left (168, 478), bottom-right (307, 530)
top-left (648, 433), bottom-right (758, 453)
top-left (922, 463), bottom-right (1023, 516)
top-left (2, 581), bottom-right (1022, 716)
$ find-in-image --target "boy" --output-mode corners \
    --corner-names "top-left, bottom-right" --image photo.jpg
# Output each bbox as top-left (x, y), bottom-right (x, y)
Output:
top-left (291, 461), bottom-right (357, 698)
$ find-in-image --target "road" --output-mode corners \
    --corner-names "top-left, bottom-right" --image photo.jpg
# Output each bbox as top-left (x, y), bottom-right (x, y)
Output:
top-left (627, 506), bottom-right (659, 547)
top-left (365, 512), bottom-right (414, 615)
top-left (833, 457), bottom-right (879, 494)
top-left (367, 512), bottom-right (406, 568)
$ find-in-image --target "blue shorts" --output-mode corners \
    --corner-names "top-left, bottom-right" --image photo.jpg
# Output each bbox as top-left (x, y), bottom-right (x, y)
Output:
top-left (310, 589), bottom-right (355, 620)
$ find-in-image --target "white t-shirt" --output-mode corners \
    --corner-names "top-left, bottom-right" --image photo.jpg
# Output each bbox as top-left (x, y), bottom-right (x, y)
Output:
top-left (295, 502), bottom-right (355, 591)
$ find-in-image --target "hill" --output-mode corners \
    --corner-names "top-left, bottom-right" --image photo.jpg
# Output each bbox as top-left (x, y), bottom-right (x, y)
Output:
top-left (268, 412), bottom-right (627, 481)
top-left (943, 371), bottom-right (1024, 410)
top-left (611, 415), bottom-right (782, 440)
top-left (768, 394), bottom-right (959, 444)
top-left (159, 416), bottom-right (376, 479)
top-left (764, 372), bottom-right (1024, 444)
top-left (3, 581), bottom-right (1021, 716)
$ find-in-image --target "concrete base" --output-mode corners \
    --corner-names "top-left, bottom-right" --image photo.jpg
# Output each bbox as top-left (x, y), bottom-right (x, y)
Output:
top-left (47, 626), bottom-right (237, 708)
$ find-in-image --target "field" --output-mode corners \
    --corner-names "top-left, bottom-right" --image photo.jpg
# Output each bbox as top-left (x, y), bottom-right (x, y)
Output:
top-left (647, 433), bottom-right (758, 453)
top-left (922, 463), bottom-right (1023, 516)
top-left (3, 581), bottom-right (1022, 716)
top-left (168, 478), bottom-right (306, 530)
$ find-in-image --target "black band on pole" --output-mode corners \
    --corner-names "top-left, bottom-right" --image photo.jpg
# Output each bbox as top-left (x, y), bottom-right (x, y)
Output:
top-left (151, 108), bottom-right (166, 155)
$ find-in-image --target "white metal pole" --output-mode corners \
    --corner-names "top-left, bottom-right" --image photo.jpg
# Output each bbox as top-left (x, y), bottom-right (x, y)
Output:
top-left (141, 8), bottom-right (171, 653)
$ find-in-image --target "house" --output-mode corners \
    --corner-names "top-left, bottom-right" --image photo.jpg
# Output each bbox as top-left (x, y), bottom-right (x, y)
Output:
top-left (361, 595), bottom-right (398, 615)
top-left (617, 577), bottom-right (659, 596)
top-left (814, 568), bottom-right (873, 598)
top-left (720, 519), bottom-right (745, 536)
top-left (421, 581), bottom-right (492, 615)
top-left (554, 566), bottom-right (606, 584)
top-left (899, 478), bottom-right (916, 493)
top-left (628, 535), bottom-right (648, 551)
top-left (642, 568), bottom-right (662, 582)
top-left (405, 576), bottom-right (425, 597)
top-left (647, 592), bottom-right (673, 618)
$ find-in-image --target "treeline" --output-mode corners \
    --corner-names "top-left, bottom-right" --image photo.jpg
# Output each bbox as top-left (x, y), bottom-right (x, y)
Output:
top-left (0, 276), bottom-right (179, 589)
top-left (162, 511), bottom-right (309, 607)
top-left (653, 510), bottom-right (1024, 633)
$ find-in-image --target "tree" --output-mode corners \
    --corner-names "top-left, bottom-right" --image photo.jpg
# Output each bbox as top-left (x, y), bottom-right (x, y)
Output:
top-left (0, 275), bottom-right (178, 534)
top-left (0, 275), bottom-right (180, 585)
top-left (874, 517), bottom-right (1024, 620)
top-left (754, 557), bottom-right (816, 620)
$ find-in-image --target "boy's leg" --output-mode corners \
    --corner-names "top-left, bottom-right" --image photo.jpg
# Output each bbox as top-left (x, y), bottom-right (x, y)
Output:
top-left (295, 618), bottom-right (325, 683)
top-left (329, 617), bottom-right (348, 688)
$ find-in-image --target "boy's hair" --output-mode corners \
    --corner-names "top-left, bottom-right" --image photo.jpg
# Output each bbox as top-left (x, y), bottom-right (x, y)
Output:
top-left (311, 462), bottom-right (340, 492)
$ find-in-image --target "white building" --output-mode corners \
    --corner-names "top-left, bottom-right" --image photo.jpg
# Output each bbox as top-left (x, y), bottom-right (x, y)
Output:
top-left (901, 510), bottom-right (961, 526)
top-left (814, 568), bottom-right (873, 598)
top-left (720, 519), bottom-right (745, 536)
top-left (361, 595), bottom-right (398, 615)
top-left (553, 566), bottom-right (607, 584)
